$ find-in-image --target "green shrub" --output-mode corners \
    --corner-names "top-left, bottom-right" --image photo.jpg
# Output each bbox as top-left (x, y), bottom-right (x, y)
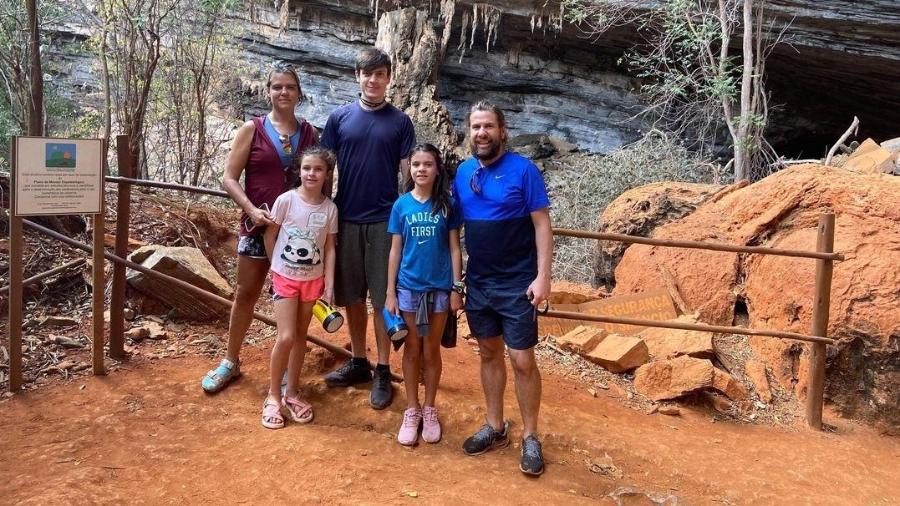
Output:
top-left (544, 130), bottom-right (721, 283)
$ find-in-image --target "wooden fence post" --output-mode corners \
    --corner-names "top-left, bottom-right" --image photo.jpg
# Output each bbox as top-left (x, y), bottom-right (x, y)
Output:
top-left (806, 213), bottom-right (835, 429)
top-left (92, 173), bottom-right (106, 376)
top-left (108, 135), bottom-right (133, 359)
top-left (7, 137), bottom-right (23, 391)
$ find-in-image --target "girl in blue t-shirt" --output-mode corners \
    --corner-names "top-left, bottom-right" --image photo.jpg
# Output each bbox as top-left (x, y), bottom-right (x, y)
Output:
top-left (385, 143), bottom-right (463, 446)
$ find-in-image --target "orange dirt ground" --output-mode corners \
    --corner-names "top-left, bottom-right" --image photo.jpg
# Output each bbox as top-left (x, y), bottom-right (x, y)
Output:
top-left (1, 322), bottom-right (898, 505)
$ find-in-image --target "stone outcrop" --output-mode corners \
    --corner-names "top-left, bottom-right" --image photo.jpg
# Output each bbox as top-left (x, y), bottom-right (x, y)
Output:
top-left (637, 316), bottom-right (715, 360)
top-left (592, 182), bottom-right (723, 289)
top-left (226, 0), bottom-right (900, 157)
top-left (634, 355), bottom-right (747, 402)
top-left (127, 246), bottom-right (234, 321)
top-left (50, 1), bottom-right (900, 157)
top-left (375, 6), bottom-right (459, 158)
top-left (586, 334), bottom-right (649, 373)
top-left (614, 165), bottom-right (900, 424)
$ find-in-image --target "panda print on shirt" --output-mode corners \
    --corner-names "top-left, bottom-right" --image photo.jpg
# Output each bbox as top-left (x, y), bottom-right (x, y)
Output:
top-left (280, 228), bottom-right (321, 267)
top-left (269, 191), bottom-right (337, 282)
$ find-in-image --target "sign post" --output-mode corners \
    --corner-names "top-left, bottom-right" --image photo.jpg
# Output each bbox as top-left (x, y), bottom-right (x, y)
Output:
top-left (8, 140), bottom-right (23, 391)
top-left (7, 136), bottom-right (106, 390)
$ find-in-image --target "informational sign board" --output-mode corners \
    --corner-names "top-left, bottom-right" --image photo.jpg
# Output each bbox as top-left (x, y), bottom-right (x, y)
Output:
top-left (578, 289), bottom-right (678, 334)
top-left (540, 289), bottom-right (678, 337)
top-left (14, 137), bottom-right (104, 216)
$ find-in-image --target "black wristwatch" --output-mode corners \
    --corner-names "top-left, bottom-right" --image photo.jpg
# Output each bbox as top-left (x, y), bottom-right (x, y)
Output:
top-left (452, 281), bottom-right (465, 294)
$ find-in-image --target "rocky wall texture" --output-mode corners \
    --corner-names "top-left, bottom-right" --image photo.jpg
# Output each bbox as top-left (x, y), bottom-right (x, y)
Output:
top-left (233, 0), bottom-right (900, 155)
top-left (234, 0), bottom-right (646, 153)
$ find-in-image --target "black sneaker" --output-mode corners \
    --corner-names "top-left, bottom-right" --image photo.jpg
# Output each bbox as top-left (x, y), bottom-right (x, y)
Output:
top-left (519, 435), bottom-right (545, 476)
top-left (462, 421), bottom-right (510, 456)
top-left (369, 367), bottom-right (394, 410)
top-left (324, 358), bottom-right (372, 387)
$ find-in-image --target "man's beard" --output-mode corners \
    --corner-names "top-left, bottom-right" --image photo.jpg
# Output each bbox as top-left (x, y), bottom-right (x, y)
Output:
top-left (471, 138), bottom-right (503, 161)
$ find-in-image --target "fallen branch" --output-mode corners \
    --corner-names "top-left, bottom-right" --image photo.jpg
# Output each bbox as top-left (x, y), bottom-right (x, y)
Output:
top-left (825, 116), bottom-right (859, 166)
top-left (0, 258), bottom-right (86, 294)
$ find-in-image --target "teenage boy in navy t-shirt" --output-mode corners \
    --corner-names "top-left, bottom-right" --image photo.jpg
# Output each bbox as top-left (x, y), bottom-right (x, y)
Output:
top-left (320, 48), bottom-right (417, 410)
top-left (453, 101), bottom-right (553, 476)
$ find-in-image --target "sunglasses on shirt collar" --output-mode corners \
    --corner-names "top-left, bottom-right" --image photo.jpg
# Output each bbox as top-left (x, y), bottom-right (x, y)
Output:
top-left (279, 134), bottom-right (293, 155)
top-left (469, 163), bottom-right (487, 195)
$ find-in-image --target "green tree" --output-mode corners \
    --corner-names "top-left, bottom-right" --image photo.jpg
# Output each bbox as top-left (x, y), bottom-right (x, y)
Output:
top-left (563, 0), bottom-right (781, 181)
top-left (146, 0), bottom-right (239, 186)
top-left (99, 0), bottom-right (178, 179)
top-left (0, 0), bottom-right (70, 166)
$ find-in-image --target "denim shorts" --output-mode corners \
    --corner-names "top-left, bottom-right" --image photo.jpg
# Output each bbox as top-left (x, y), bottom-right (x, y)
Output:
top-left (237, 232), bottom-right (267, 259)
top-left (465, 282), bottom-right (537, 350)
top-left (397, 288), bottom-right (449, 313)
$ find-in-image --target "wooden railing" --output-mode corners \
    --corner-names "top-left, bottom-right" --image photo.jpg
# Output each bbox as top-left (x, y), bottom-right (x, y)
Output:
top-left (6, 134), bottom-right (840, 429)
top-left (546, 216), bottom-right (839, 429)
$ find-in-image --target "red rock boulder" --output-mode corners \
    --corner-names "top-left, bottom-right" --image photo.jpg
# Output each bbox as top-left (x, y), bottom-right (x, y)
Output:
top-left (613, 165), bottom-right (900, 425)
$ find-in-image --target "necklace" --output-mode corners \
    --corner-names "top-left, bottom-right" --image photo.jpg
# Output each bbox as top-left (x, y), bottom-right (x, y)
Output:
top-left (359, 96), bottom-right (386, 109)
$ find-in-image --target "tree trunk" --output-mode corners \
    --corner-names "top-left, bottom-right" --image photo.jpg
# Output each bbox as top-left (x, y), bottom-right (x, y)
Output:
top-left (26, 0), bottom-right (44, 136)
top-left (735, 0), bottom-right (754, 181)
top-left (98, 0), bottom-right (112, 166)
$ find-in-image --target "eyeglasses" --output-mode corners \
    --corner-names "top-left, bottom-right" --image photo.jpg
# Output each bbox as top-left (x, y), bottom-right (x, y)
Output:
top-left (469, 164), bottom-right (486, 195)
top-left (279, 134), bottom-right (292, 155)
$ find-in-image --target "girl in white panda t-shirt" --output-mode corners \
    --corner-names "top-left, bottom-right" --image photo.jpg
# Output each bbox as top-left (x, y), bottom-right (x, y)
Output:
top-left (261, 146), bottom-right (338, 429)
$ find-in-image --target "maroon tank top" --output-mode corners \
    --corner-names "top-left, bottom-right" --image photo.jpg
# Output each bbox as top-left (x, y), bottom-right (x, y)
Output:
top-left (240, 116), bottom-right (318, 236)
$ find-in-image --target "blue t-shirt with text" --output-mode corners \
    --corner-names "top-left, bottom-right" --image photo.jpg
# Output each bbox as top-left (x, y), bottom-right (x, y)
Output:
top-left (321, 102), bottom-right (416, 223)
top-left (387, 193), bottom-right (461, 291)
top-left (452, 151), bottom-right (550, 287)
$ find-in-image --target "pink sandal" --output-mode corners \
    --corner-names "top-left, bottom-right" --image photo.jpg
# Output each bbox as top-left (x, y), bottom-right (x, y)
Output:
top-left (261, 396), bottom-right (285, 429)
top-left (282, 395), bottom-right (314, 424)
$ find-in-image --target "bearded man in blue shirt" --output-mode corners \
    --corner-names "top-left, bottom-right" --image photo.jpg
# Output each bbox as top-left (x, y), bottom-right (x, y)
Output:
top-left (453, 101), bottom-right (553, 476)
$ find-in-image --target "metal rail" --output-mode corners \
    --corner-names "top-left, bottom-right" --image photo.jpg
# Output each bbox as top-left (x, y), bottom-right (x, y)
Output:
top-left (543, 310), bottom-right (835, 345)
top-left (105, 176), bottom-right (229, 198)
top-left (553, 228), bottom-right (845, 261)
top-left (21, 219), bottom-right (403, 383)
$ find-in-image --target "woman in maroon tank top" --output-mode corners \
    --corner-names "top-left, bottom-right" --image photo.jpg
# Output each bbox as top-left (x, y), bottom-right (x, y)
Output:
top-left (201, 64), bottom-right (320, 394)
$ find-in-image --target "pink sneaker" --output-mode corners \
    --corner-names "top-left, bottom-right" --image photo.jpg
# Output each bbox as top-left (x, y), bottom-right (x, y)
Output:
top-left (397, 408), bottom-right (422, 446)
top-left (421, 406), bottom-right (441, 443)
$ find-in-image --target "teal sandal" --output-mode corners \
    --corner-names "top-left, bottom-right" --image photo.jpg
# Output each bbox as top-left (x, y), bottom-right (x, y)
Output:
top-left (201, 358), bottom-right (241, 393)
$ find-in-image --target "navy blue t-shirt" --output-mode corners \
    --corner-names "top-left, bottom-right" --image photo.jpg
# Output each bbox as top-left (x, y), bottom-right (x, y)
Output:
top-left (321, 102), bottom-right (417, 223)
top-left (387, 193), bottom-right (461, 291)
top-left (453, 151), bottom-right (550, 287)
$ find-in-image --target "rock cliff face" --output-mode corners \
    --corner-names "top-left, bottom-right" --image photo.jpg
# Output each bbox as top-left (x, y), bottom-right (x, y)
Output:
top-left (235, 0), bottom-right (900, 155)
top-left (235, 0), bottom-right (646, 153)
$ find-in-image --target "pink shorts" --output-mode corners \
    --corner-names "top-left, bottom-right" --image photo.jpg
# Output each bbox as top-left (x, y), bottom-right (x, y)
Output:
top-left (271, 272), bottom-right (324, 302)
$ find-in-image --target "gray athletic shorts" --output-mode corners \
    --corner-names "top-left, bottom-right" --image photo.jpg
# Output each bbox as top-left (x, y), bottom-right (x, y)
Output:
top-left (335, 221), bottom-right (390, 308)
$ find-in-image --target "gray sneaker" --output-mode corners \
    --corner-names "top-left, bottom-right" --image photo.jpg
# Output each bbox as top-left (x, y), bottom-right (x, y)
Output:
top-left (462, 421), bottom-right (509, 456)
top-left (520, 435), bottom-right (545, 476)
top-left (201, 358), bottom-right (241, 394)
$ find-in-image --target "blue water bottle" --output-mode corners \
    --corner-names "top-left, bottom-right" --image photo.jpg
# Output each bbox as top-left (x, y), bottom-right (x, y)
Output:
top-left (381, 307), bottom-right (408, 342)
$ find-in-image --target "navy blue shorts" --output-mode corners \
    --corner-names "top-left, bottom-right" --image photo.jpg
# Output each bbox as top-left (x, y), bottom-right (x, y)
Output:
top-left (465, 283), bottom-right (537, 350)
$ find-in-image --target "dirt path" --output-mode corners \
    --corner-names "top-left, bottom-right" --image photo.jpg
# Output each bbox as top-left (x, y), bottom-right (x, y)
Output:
top-left (1, 331), bottom-right (898, 505)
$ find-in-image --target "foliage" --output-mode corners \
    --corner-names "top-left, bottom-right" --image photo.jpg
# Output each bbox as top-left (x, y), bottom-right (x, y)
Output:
top-left (98, 0), bottom-right (179, 178)
top-left (143, 0), bottom-right (240, 186)
top-left (561, 0), bottom-right (782, 181)
top-left (544, 130), bottom-right (721, 283)
top-left (0, 0), bottom-right (84, 169)
top-left (79, 0), bottom-right (244, 185)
